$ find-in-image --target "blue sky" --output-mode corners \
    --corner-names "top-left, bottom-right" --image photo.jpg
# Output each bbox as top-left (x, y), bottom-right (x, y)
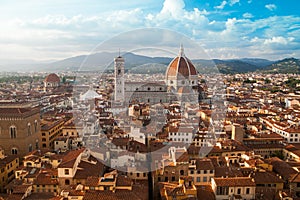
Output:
top-left (0, 0), bottom-right (299, 62)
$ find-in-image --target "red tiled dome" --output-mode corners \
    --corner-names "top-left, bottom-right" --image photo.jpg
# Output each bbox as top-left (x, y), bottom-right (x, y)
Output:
top-left (45, 73), bottom-right (60, 83)
top-left (166, 46), bottom-right (197, 80)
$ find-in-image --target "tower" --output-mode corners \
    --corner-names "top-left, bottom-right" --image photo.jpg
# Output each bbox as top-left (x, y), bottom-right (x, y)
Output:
top-left (114, 55), bottom-right (125, 103)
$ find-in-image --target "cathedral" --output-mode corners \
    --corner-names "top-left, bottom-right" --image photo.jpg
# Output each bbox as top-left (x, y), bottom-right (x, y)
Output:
top-left (114, 45), bottom-right (200, 105)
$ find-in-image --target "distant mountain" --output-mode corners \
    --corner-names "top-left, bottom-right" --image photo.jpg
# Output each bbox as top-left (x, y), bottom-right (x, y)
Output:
top-left (5, 51), bottom-right (300, 74)
top-left (261, 58), bottom-right (300, 74)
top-left (235, 58), bottom-right (274, 67)
top-left (39, 52), bottom-right (173, 72)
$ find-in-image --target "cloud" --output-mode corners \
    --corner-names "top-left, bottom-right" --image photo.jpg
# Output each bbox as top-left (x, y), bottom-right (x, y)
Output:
top-left (264, 36), bottom-right (294, 45)
top-left (214, 1), bottom-right (227, 9)
top-left (229, 0), bottom-right (240, 6)
top-left (265, 4), bottom-right (277, 11)
top-left (243, 13), bottom-right (253, 19)
top-left (0, 0), bottom-right (299, 62)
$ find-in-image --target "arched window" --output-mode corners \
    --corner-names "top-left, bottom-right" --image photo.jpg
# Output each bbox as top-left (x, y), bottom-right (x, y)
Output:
top-left (10, 126), bottom-right (16, 139)
top-left (28, 144), bottom-right (32, 152)
top-left (35, 139), bottom-right (39, 150)
top-left (34, 120), bottom-right (38, 133)
top-left (27, 123), bottom-right (31, 136)
top-left (11, 148), bottom-right (18, 155)
top-left (180, 170), bottom-right (184, 176)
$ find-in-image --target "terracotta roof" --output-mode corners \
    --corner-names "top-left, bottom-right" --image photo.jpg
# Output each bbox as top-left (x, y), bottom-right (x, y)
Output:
top-left (58, 148), bottom-right (85, 168)
top-left (213, 177), bottom-right (255, 187)
top-left (251, 171), bottom-right (284, 184)
top-left (116, 175), bottom-right (132, 187)
top-left (85, 176), bottom-right (100, 187)
top-left (166, 47), bottom-right (197, 79)
top-left (45, 73), bottom-right (60, 83)
top-left (266, 157), bottom-right (297, 180)
top-left (83, 189), bottom-right (147, 200)
top-left (195, 159), bottom-right (214, 170)
top-left (74, 155), bottom-right (105, 179)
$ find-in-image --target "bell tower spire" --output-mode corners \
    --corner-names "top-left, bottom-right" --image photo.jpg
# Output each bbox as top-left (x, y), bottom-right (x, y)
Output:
top-left (114, 52), bottom-right (125, 103)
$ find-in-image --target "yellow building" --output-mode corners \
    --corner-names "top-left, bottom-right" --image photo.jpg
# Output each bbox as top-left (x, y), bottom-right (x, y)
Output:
top-left (41, 119), bottom-right (64, 149)
top-left (62, 119), bottom-right (83, 137)
top-left (0, 149), bottom-right (19, 192)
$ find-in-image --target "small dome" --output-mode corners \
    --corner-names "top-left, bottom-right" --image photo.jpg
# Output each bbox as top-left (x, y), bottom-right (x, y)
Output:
top-left (166, 45), bottom-right (197, 80)
top-left (45, 73), bottom-right (60, 83)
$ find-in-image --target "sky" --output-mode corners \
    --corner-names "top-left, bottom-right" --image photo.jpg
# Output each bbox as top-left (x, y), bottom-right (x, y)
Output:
top-left (0, 0), bottom-right (299, 63)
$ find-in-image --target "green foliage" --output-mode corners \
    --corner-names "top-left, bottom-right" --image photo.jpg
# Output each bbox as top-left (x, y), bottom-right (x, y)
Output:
top-left (270, 151), bottom-right (284, 160)
top-left (0, 76), bottom-right (42, 84)
top-left (264, 78), bottom-right (271, 84)
top-left (285, 78), bottom-right (300, 88)
top-left (243, 79), bottom-right (256, 84)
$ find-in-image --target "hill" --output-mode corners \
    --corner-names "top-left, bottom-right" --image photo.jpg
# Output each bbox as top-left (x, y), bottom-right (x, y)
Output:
top-left (261, 58), bottom-right (300, 74)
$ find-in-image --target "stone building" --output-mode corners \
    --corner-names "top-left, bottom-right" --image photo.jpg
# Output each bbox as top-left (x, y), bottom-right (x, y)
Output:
top-left (0, 102), bottom-right (41, 157)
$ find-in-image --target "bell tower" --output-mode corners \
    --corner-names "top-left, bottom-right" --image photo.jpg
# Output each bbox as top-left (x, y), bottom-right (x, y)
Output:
top-left (114, 55), bottom-right (125, 103)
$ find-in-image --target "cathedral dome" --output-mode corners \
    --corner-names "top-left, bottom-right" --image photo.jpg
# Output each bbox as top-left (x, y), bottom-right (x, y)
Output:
top-left (166, 45), bottom-right (197, 80)
top-left (45, 73), bottom-right (60, 83)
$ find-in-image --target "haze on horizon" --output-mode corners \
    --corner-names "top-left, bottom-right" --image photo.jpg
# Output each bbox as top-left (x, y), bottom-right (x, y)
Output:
top-left (0, 0), bottom-right (299, 68)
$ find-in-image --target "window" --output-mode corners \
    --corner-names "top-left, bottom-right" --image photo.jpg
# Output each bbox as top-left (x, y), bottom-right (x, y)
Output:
top-left (217, 186), bottom-right (229, 195)
top-left (246, 188), bottom-right (250, 194)
top-left (147, 87), bottom-right (151, 91)
top-left (203, 176), bottom-right (207, 182)
top-left (196, 177), bottom-right (200, 182)
top-left (34, 120), bottom-right (38, 133)
top-left (65, 179), bottom-right (70, 185)
top-left (237, 188), bottom-right (241, 194)
top-left (11, 148), bottom-right (18, 155)
top-left (27, 123), bottom-right (31, 136)
top-left (10, 126), bottom-right (17, 139)
top-left (28, 144), bottom-right (32, 152)
top-left (65, 169), bottom-right (69, 175)
top-left (180, 170), bottom-right (184, 176)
